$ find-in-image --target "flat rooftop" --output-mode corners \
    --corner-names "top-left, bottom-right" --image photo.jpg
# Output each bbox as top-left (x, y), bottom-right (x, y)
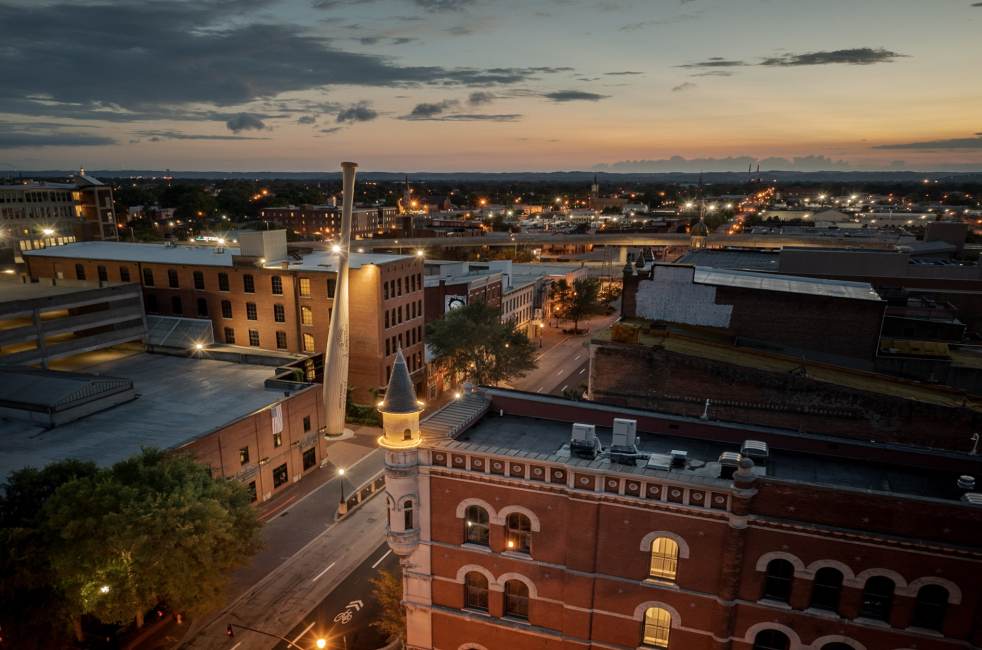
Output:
top-left (23, 241), bottom-right (414, 271)
top-left (0, 278), bottom-right (133, 302)
top-left (678, 249), bottom-right (780, 272)
top-left (440, 394), bottom-right (967, 502)
top-left (0, 351), bottom-right (281, 480)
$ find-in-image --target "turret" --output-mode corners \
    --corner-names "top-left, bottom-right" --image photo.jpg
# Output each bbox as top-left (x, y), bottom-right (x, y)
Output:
top-left (378, 349), bottom-right (424, 556)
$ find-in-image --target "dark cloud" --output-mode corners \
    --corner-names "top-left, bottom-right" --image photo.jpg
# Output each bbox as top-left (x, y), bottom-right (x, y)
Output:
top-left (873, 135), bottom-right (982, 150)
top-left (972, 2), bottom-right (982, 5)
top-left (135, 129), bottom-right (269, 141)
top-left (319, 127), bottom-right (344, 134)
top-left (604, 71), bottom-right (643, 76)
top-left (225, 113), bottom-right (268, 132)
top-left (468, 91), bottom-right (496, 105)
top-left (595, 155), bottom-right (852, 173)
top-left (544, 90), bottom-right (609, 102)
top-left (402, 99), bottom-right (460, 119)
top-left (692, 70), bottom-right (735, 77)
top-left (679, 56), bottom-right (747, 69)
top-left (619, 12), bottom-right (699, 30)
top-left (415, 0), bottom-right (476, 10)
top-left (336, 103), bottom-right (379, 123)
top-left (0, 0), bottom-right (573, 124)
top-left (0, 130), bottom-right (116, 149)
top-left (431, 113), bottom-right (521, 122)
top-left (671, 82), bottom-right (696, 92)
top-left (297, 115), bottom-right (317, 125)
top-left (760, 48), bottom-right (905, 66)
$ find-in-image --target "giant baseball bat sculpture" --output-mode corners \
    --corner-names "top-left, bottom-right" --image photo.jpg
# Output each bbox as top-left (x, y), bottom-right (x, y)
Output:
top-left (322, 162), bottom-right (357, 437)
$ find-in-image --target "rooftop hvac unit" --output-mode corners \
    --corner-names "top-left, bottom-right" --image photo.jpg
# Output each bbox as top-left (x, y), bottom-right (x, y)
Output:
top-left (962, 492), bottom-right (982, 506)
top-left (741, 440), bottom-right (769, 465)
top-left (610, 418), bottom-right (640, 465)
top-left (957, 475), bottom-right (976, 491)
top-left (718, 451), bottom-right (741, 480)
top-left (670, 450), bottom-right (688, 468)
top-left (570, 423), bottom-right (600, 459)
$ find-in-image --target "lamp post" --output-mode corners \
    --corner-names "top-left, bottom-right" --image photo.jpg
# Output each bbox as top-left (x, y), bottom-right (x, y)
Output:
top-left (224, 622), bottom-right (325, 649)
top-left (337, 467), bottom-right (347, 516)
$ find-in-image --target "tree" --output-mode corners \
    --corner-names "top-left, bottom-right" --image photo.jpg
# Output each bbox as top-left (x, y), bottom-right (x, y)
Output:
top-left (0, 460), bottom-right (100, 648)
top-left (1, 450), bottom-right (262, 643)
top-left (426, 301), bottom-right (536, 386)
top-left (550, 277), bottom-right (605, 333)
top-left (370, 569), bottom-right (405, 643)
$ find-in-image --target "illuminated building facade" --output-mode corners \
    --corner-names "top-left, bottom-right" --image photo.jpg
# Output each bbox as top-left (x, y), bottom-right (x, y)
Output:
top-left (380, 387), bottom-right (982, 650)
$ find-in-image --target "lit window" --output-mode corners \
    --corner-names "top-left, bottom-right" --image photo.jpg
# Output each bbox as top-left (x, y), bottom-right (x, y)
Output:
top-left (301, 305), bottom-right (313, 325)
top-left (649, 537), bottom-right (679, 581)
top-left (642, 607), bottom-right (671, 648)
top-left (303, 333), bottom-right (315, 352)
top-left (505, 512), bottom-right (532, 554)
top-left (464, 505), bottom-right (489, 546)
top-left (299, 277), bottom-right (311, 297)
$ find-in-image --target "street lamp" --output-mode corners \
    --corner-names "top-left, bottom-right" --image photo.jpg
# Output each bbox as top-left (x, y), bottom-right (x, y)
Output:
top-left (316, 639), bottom-right (327, 649)
top-left (337, 468), bottom-right (346, 515)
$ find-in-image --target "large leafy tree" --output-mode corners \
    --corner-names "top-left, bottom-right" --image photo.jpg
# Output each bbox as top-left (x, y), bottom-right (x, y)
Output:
top-left (426, 301), bottom-right (536, 386)
top-left (550, 277), bottom-right (605, 333)
top-left (1, 450), bottom-right (261, 644)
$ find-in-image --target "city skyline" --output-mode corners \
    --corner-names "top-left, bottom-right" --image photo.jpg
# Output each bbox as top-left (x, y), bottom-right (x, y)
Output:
top-left (1, 0), bottom-right (981, 172)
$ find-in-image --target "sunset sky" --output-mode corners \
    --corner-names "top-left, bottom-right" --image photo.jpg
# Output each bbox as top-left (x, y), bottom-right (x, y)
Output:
top-left (1, 0), bottom-right (980, 172)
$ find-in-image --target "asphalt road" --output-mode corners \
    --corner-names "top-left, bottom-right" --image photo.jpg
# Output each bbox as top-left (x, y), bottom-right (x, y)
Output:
top-left (511, 314), bottom-right (616, 397)
top-left (273, 544), bottom-right (398, 650)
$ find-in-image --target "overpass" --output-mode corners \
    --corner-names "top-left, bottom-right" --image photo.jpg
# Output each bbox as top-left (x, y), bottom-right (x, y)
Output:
top-left (313, 231), bottom-right (907, 252)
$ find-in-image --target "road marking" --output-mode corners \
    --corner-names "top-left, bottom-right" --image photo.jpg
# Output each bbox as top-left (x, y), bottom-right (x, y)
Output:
top-left (560, 385), bottom-right (568, 392)
top-left (231, 643), bottom-right (242, 650)
top-left (311, 561), bottom-right (336, 582)
top-left (372, 549), bottom-right (392, 569)
top-left (536, 387), bottom-right (544, 393)
top-left (291, 621), bottom-right (316, 646)
top-left (574, 354), bottom-right (582, 361)
top-left (261, 449), bottom-right (381, 523)
top-left (579, 368), bottom-right (586, 375)
top-left (556, 369), bottom-right (564, 375)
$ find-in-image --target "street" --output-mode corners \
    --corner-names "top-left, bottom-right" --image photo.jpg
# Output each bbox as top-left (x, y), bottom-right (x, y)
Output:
top-left (511, 312), bottom-right (617, 397)
top-left (273, 544), bottom-right (398, 650)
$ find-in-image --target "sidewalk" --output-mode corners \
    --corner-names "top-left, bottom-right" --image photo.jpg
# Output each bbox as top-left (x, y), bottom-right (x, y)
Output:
top-left (179, 496), bottom-right (387, 650)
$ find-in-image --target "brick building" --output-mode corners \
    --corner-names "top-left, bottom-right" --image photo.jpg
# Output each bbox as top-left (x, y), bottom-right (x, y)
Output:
top-left (377, 378), bottom-right (982, 650)
top-left (621, 264), bottom-right (886, 362)
top-left (23, 231), bottom-right (424, 401)
top-left (260, 204), bottom-right (398, 239)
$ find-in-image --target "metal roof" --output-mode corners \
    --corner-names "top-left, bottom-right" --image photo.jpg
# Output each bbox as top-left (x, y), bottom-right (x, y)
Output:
top-left (693, 267), bottom-right (882, 302)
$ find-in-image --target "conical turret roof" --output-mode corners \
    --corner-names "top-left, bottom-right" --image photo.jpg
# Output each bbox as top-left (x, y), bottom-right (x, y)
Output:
top-left (379, 348), bottom-right (421, 414)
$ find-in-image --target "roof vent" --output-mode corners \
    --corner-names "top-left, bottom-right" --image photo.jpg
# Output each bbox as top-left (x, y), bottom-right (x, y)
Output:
top-left (741, 440), bottom-right (769, 466)
top-left (570, 423), bottom-right (600, 459)
top-left (670, 449), bottom-right (688, 468)
top-left (962, 492), bottom-right (982, 506)
top-left (610, 418), bottom-right (640, 465)
top-left (957, 475), bottom-right (976, 491)
top-left (718, 451), bottom-right (741, 479)
top-left (215, 247), bottom-right (225, 254)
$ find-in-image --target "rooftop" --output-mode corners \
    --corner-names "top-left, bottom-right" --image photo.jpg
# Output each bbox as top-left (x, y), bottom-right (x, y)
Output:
top-left (677, 249), bottom-right (780, 272)
top-left (692, 266), bottom-right (883, 302)
top-left (0, 351), bottom-right (283, 480)
top-left (427, 390), bottom-right (978, 502)
top-left (23, 241), bottom-right (413, 270)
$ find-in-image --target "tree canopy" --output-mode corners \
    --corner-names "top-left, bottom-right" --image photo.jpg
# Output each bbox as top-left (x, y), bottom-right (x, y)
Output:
top-left (0, 450), bottom-right (261, 646)
top-left (550, 277), bottom-right (606, 333)
top-left (426, 301), bottom-right (536, 386)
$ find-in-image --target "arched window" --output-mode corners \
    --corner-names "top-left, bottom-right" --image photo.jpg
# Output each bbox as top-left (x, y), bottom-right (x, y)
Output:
top-left (810, 567), bottom-right (843, 612)
top-left (403, 499), bottom-right (414, 531)
top-left (503, 580), bottom-right (529, 619)
top-left (641, 607), bottom-right (671, 648)
top-left (859, 576), bottom-right (894, 621)
top-left (912, 584), bottom-right (949, 631)
top-left (505, 512), bottom-right (532, 554)
top-left (762, 559), bottom-right (794, 602)
top-left (403, 428), bottom-right (412, 441)
top-left (649, 537), bottom-right (679, 582)
top-left (463, 572), bottom-right (489, 611)
top-left (752, 630), bottom-right (790, 650)
top-left (465, 506), bottom-right (490, 546)
top-left (821, 644), bottom-right (854, 650)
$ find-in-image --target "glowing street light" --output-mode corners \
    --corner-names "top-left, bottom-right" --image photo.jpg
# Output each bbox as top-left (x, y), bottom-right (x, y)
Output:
top-left (42, 227), bottom-right (55, 236)
top-left (315, 640), bottom-right (327, 649)
top-left (416, 249), bottom-right (424, 257)
top-left (331, 244), bottom-right (342, 254)
top-left (99, 585), bottom-right (110, 594)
